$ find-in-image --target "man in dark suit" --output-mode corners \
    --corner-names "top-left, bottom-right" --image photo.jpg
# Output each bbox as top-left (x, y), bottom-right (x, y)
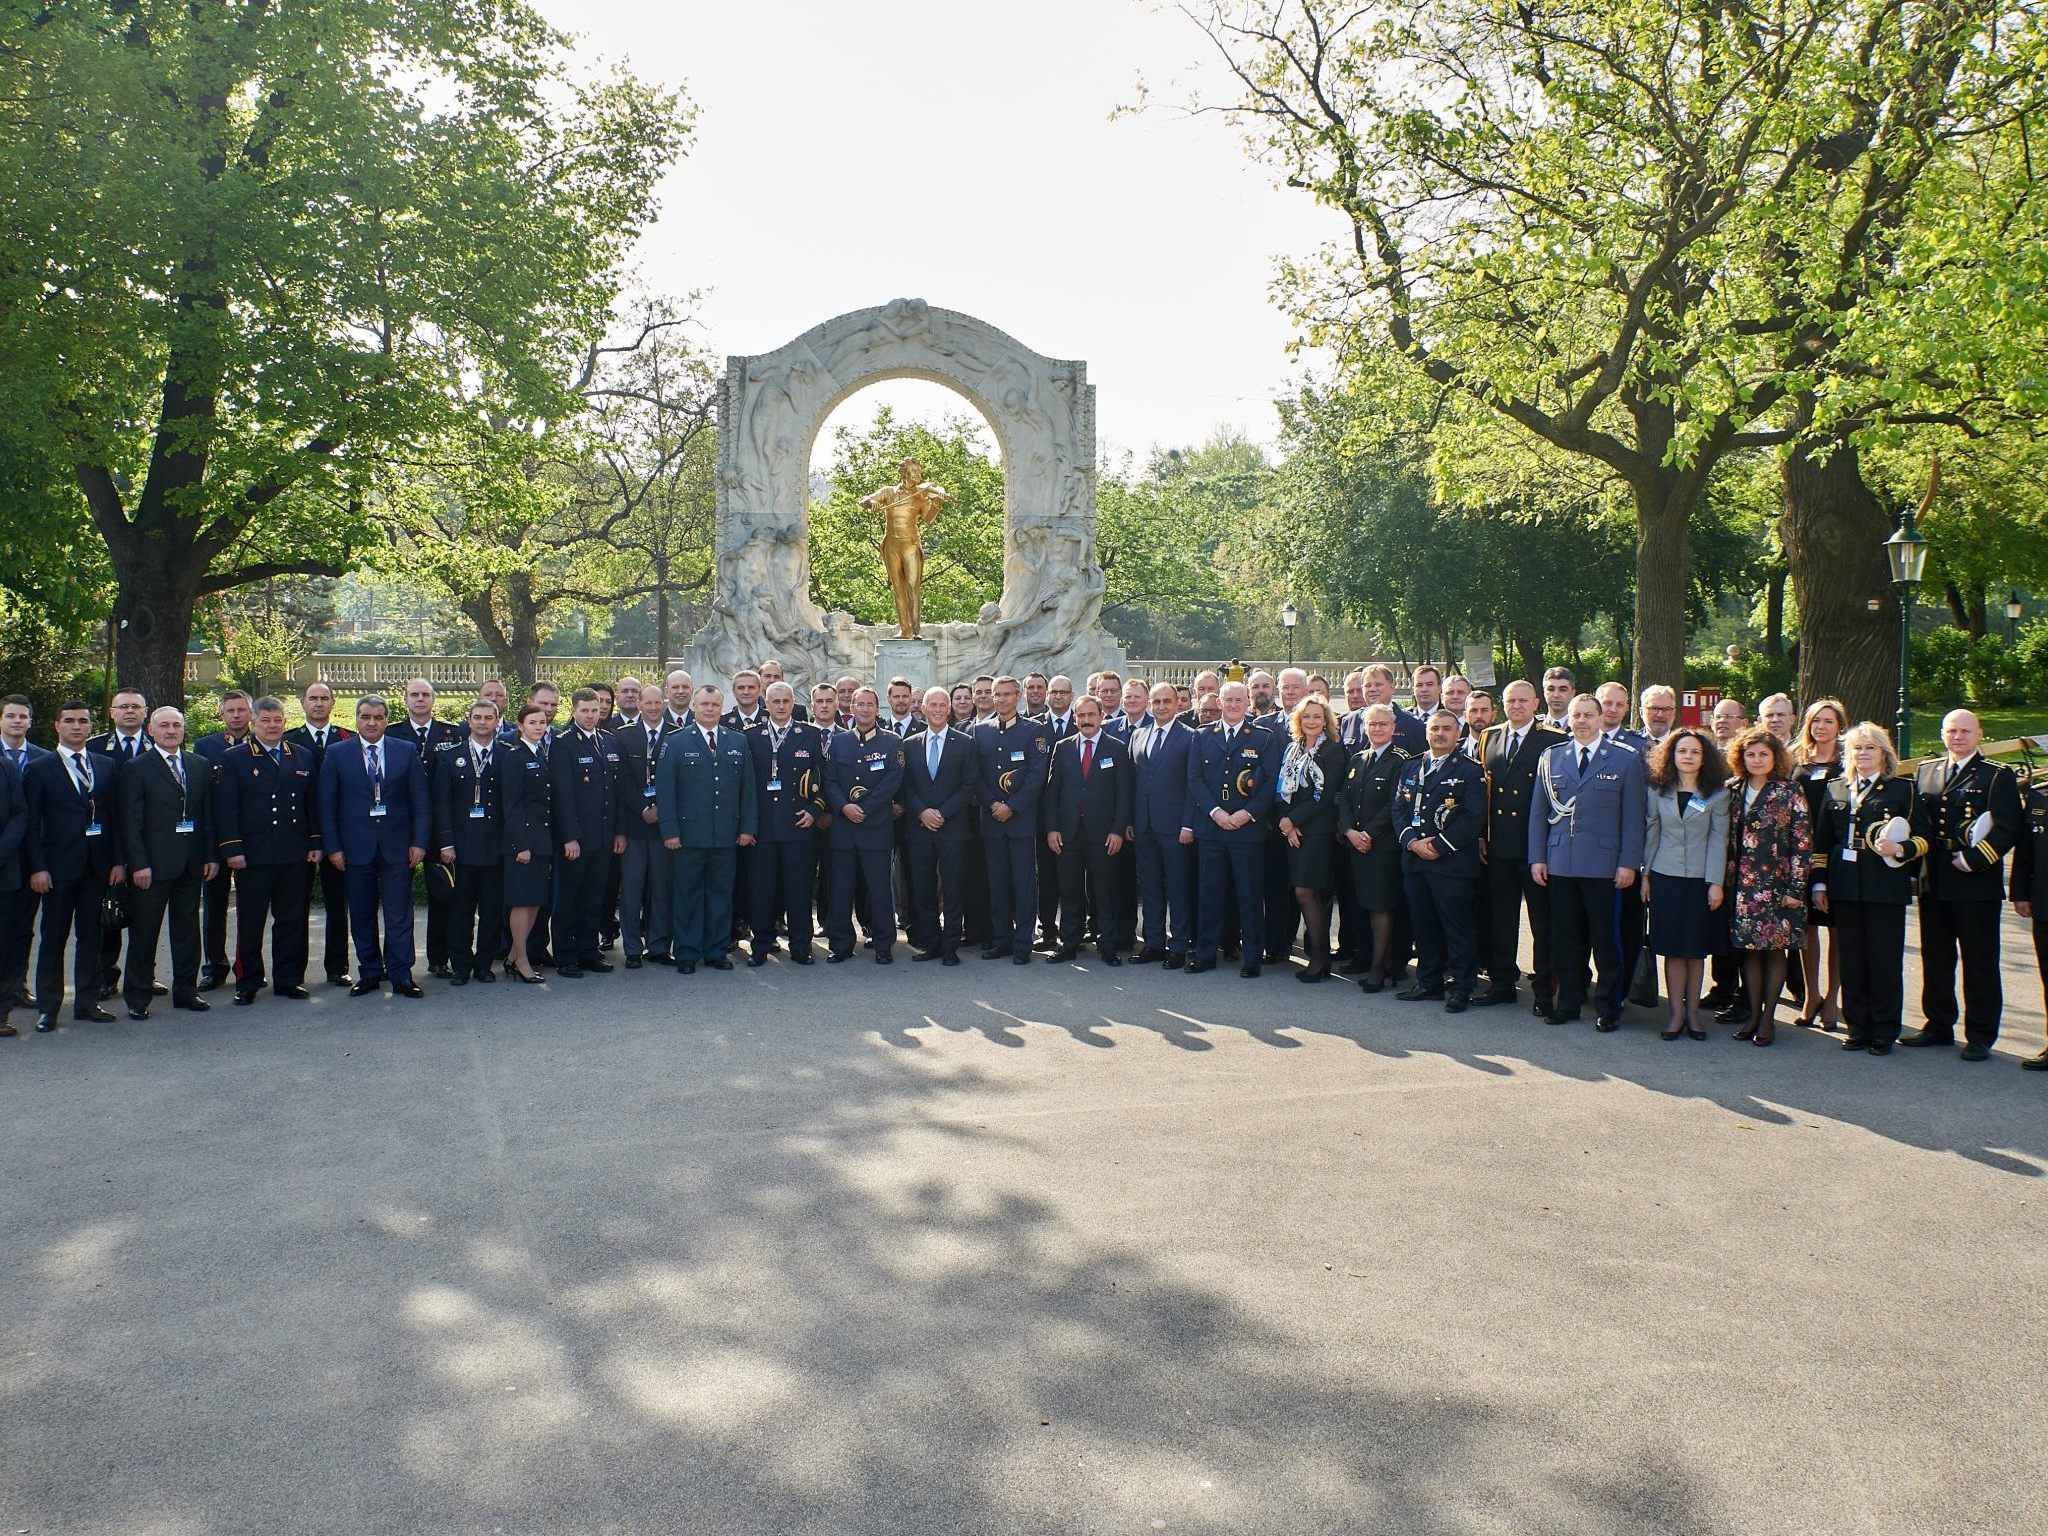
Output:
top-left (658, 684), bottom-right (757, 972)
top-left (86, 688), bottom-right (151, 1001)
top-left (902, 686), bottom-right (976, 963)
top-left (746, 682), bottom-right (828, 965)
top-left (614, 686), bottom-right (674, 967)
top-left (0, 720), bottom-right (30, 1035)
top-left (432, 698), bottom-right (506, 985)
top-left (976, 677), bottom-right (1053, 964)
top-left (1034, 675), bottom-right (1079, 951)
top-left (823, 686), bottom-right (903, 964)
top-left (213, 696), bottom-right (322, 1005)
top-left (1476, 681), bottom-right (1566, 1011)
top-left (1044, 696), bottom-right (1134, 966)
top-left (1130, 682), bottom-right (1197, 966)
top-left (22, 700), bottom-right (124, 1029)
top-left (0, 693), bottom-right (52, 1011)
top-left (118, 706), bottom-right (219, 1018)
top-left (390, 677), bottom-right (463, 976)
top-left (318, 695), bottom-right (429, 997)
top-left (190, 688), bottom-right (254, 990)
top-left (551, 687), bottom-right (625, 976)
top-left (287, 681), bottom-right (355, 985)
top-left (1187, 681), bottom-right (1281, 977)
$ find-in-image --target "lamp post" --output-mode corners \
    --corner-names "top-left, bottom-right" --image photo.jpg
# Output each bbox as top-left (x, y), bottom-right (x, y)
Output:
top-left (1885, 508), bottom-right (1929, 756)
top-left (2007, 590), bottom-right (2024, 646)
top-left (1280, 600), bottom-right (1298, 667)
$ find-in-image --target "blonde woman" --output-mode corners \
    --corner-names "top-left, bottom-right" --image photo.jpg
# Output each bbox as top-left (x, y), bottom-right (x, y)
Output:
top-left (1274, 696), bottom-right (1349, 981)
top-left (1811, 723), bottom-right (1923, 1053)
top-left (1791, 697), bottom-right (1848, 1029)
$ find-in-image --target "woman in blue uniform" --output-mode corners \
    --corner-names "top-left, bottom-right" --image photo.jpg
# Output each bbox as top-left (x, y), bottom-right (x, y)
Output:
top-left (498, 703), bottom-right (555, 983)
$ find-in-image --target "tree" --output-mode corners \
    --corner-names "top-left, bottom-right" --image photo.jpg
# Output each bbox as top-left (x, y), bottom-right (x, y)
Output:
top-left (2, 0), bottom-right (689, 705)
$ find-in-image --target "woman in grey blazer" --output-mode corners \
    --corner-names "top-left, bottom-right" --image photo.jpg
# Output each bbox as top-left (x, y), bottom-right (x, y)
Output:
top-left (1641, 727), bottom-right (1732, 1039)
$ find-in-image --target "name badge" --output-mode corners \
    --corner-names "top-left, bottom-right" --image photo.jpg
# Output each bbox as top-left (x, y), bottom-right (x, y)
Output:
top-left (1010, 750), bottom-right (1025, 763)
top-left (765, 777), bottom-right (783, 793)
top-left (175, 818), bottom-right (195, 834)
top-left (468, 804), bottom-right (486, 819)
top-left (1809, 767), bottom-right (1830, 780)
top-left (1098, 759), bottom-right (1115, 770)
top-left (1841, 847), bottom-right (1859, 863)
top-left (84, 821), bottom-right (103, 837)
top-left (642, 784), bottom-right (657, 799)
top-left (578, 754), bottom-right (595, 765)
top-left (369, 802), bottom-right (388, 818)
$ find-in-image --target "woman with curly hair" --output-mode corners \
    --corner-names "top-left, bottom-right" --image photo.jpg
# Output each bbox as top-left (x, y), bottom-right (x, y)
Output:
top-left (1642, 727), bottom-right (1731, 1039)
top-left (1725, 726), bottom-right (1812, 1046)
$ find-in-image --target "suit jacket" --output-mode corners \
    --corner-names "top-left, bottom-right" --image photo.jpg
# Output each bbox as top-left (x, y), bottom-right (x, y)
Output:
top-left (824, 727), bottom-right (904, 851)
top-left (1273, 738), bottom-right (1349, 843)
top-left (1340, 744), bottom-right (1409, 844)
top-left (1481, 722), bottom-right (1565, 863)
top-left (1130, 717), bottom-right (1196, 838)
top-left (86, 730), bottom-right (151, 767)
top-left (432, 739), bottom-right (506, 866)
top-left (119, 748), bottom-right (215, 881)
top-left (1642, 784), bottom-right (1732, 884)
top-left (1, 741), bottom-right (55, 781)
top-left (24, 748), bottom-right (123, 884)
top-left (1045, 732), bottom-right (1135, 845)
top-left (550, 726), bottom-right (623, 851)
top-left (1391, 709), bottom-right (1427, 755)
top-left (0, 752), bottom-right (26, 890)
top-left (883, 715), bottom-right (926, 741)
top-left (1913, 753), bottom-right (2021, 901)
top-left (747, 720), bottom-right (829, 843)
top-left (213, 740), bottom-right (321, 865)
top-left (902, 725), bottom-right (977, 843)
top-left (1186, 721), bottom-right (1280, 844)
top-left (389, 717), bottom-right (463, 781)
top-left (657, 723), bottom-right (758, 848)
top-left (496, 740), bottom-right (554, 859)
top-left (613, 718), bottom-right (673, 843)
top-left (1528, 736), bottom-right (1646, 875)
top-left (318, 735), bottom-right (430, 864)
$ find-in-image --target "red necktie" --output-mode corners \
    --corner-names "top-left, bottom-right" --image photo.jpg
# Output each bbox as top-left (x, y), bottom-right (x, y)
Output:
top-left (1081, 737), bottom-right (1094, 779)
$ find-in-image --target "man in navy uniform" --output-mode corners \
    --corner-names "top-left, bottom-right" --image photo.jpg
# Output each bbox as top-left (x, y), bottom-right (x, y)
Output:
top-left (551, 687), bottom-right (624, 977)
top-left (1187, 680), bottom-right (1280, 977)
top-left (1131, 680), bottom-right (1197, 967)
top-left (746, 681), bottom-right (827, 965)
top-left (212, 696), bottom-right (322, 1006)
top-left (1903, 708), bottom-right (2022, 1059)
top-left (975, 676), bottom-right (1053, 964)
top-left (614, 683), bottom-right (674, 967)
top-left (287, 681), bottom-right (355, 986)
top-left (1476, 681), bottom-right (1565, 1012)
top-left (120, 706), bottom-right (220, 1017)
top-left (659, 684), bottom-right (758, 973)
top-left (433, 698), bottom-right (507, 985)
top-left (22, 700), bottom-right (124, 1030)
top-left (902, 686), bottom-right (976, 964)
top-left (824, 685), bottom-right (903, 964)
top-left (189, 688), bottom-right (253, 991)
top-left (1045, 695), bottom-right (1133, 966)
top-left (390, 678), bottom-right (463, 976)
top-left (318, 695), bottom-right (429, 998)
top-left (1393, 709), bottom-right (1489, 1010)
top-left (1529, 694), bottom-right (1645, 1031)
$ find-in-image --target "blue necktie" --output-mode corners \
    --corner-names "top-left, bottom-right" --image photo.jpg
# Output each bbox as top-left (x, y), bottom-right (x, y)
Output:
top-left (927, 733), bottom-right (941, 779)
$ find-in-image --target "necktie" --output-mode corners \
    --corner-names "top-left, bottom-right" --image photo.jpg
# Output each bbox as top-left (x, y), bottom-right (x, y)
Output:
top-left (168, 751), bottom-right (185, 789)
top-left (539, 735), bottom-right (550, 763)
top-left (3, 747), bottom-right (19, 773)
top-left (313, 729), bottom-right (325, 749)
top-left (1945, 758), bottom-right (1959, 788)
top-left (72, 751), bottom-right (91, 795)
top-left (1508, 731), bottom-right (1521, 758)
top-left (1081, 737), bottom-right (1094, 779)
top-left (706, 729), bottom-right (717, 754)
top-left (1578, 746), bottom-right (1590, 774)
top-left (476, 746), bottom-right (490, 776)
top-left (927, 733), bottom-right (941, 778)
top-left (271, 746), bottom-right (283, 765)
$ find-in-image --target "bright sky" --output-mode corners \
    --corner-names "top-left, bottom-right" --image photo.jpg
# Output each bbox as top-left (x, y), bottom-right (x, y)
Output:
top-left (529, 0), bottom-right (1332, 467)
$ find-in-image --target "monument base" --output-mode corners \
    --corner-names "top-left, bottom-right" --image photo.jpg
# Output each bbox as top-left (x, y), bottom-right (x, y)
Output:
top-left (876, 636), bottom-right (938, 693)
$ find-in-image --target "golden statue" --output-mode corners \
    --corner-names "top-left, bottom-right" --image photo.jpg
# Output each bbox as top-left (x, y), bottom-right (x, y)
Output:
top-left (860, 456), bottom-right (950, 638)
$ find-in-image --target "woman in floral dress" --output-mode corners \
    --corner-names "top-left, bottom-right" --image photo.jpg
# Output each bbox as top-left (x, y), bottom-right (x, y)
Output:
top-left (1725, 725), bottom-right (1811, 1047)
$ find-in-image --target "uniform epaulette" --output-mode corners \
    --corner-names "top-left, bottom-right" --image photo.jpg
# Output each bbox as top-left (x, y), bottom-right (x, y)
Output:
top-left (1609, 740), bottom-right (1638, 754)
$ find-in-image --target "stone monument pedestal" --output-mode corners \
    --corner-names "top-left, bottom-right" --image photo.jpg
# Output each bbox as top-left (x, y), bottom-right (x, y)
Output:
top-left (876, 637), bottom-right (938, 693)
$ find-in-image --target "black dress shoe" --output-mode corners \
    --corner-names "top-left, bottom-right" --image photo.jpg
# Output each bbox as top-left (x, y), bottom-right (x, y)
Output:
top-left (747, 953), bottom-right (770, 967)
top-left (1167, 953), bottom-right (1187, 970)
top-left (1048, 947), bottom-right (1079, 963)
top-left (1394, 985), bottom-right (1444, 1002)
top-left (126, 1007), bottom-right (150, 1021)
top-left (1715, 1002), bottom-right (1751, 1024)
top-left (875, 952), bottom-right (893, 965)
top-left (2021, 1050), bottom-right (2048, 1071)
top-left (276, 985), bottom-right (310, 1000)
top-left (1187, 959), bottom-right (1215, 974)
top-left (76, 1005), bottom-right (117, 1022)
top-left (1868, 1042), bottom-right (1893, 1055)
top-left (1012, 951), bottom-right (1032, 965)
top-left (555, 966), bottom-right (584, 979)
top-left (152, 980), bottom-right (169, 996)
top-left (911, 949), bottom-right (942, 962)
top-left (232, 992), bottom-right (257, 1007)
top-left (1357, 976), bottom-right (1385, 994)
top-left (1547, 1011), bottom-right (1580, 1026)
top-left (585, 958), bottom-right (615, 973)
top-left (473, 968), bottom-right (498, 984)
top-left (174, 996), bottom-right (210, 1012)
top-left (703, 957), bottom-right (733, 971)
top-left (349, 978), bottom-right (382, 997)
top-left (392, 980), bottom-right (424, 998)
top-left (647, 952), bottom-right (673, 966)
top-left (1898, 1029), bottom-right (1951, 1048)
top-left (1133, 947), bottom-right (1165, 964)
top-left (1843, 1037), bottom-right (1869, 1051)
top-left (792, 952), bottom-right (814, 965)
top-left (197, 970), bottom-right (227, 993)
top-left (1959, 1043), bottom-right (1992, 1061)
top-left (1444, 994), bottom-right (1469, 1014)
top-left (1099, 953), bottom-right (1123, 967)
top-left (449, 974), bottom-right (469, 987)
top-left (327, 974), bottom-right (351, 988)
top-left (1238, 963), bottom-right (1262, 979)
top-left (429, 963), bottom-right (454, 979)
top-left (981, 946), bottom-right (1006, 961)
top-left (34, 1014), bottom-right (58, 1032)
top-left (1594, 1015), bottom-right (1619, 1033)
top-left (1470, 988), bottom-right (1514, 1008)
top-left (826, 952), bottom-right (852, 964)
top-left (941, 954), bottom-right (960, 966)
top-left (626, 956), bottom-right (645, 970)
top-left (532, 950), bottom-right (553, 966)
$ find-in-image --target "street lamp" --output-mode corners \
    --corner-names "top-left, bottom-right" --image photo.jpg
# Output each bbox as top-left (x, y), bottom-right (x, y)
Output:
top-left (2007, 590), bottom-right (2024, 645)
top-left (1280, 600), bottom-right (1298, 666)
top-left (1885, 507), bottom-right (1929, 756)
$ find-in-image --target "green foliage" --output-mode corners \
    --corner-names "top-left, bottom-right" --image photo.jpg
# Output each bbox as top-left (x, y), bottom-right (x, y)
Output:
top-left (0, 598), bottom-right (100, 743)
top-left (1680, 651), bottom-right (1798, 709)
top-left (1910, 628), bottom-right (1973, 709)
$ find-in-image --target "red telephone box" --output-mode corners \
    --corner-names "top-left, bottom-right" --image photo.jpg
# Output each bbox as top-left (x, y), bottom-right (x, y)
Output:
top-left (1680, 687), bottom-right (1722, 727)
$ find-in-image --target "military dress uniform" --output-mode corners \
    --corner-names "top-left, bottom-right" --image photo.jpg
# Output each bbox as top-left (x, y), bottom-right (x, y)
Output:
top-left (432, 738), bottom-right (506, 983)
top-left (2010, 779), bottom-right (2048, 1067)
top-left (975, 714), bottom-right (1053, 961)
top-left (825, 726), bottom-right (905, 962)
top-left (190, 729), bottom-right (250, 987)
top-left (1906, 751), bottom-right (2022, 1053)
top-left (285, 721), bottom-right (355, 984)
top-left (747, 718), bottom-right (829, 963)
top-left (1811, 772), bottom-right (1925, 1050)
top-left (550, 725), bottom-right (623, 974)
top-left (1479, 721), bottom-right (1566, 1010)
top-left (657, 720), bottom-right (759, 969)
top-left (1035, 709), bottom-right (1078, 949)
top-left (1187, 719), bottom-right (1280, 972)
top-left (1528, 736), bottom-right (1646, 1028)
top-left (1393, 749), bottom-right (1488, 1006)
top-left (391, 716), bottom-right (463, 974)
top-left (212, 739), bottom-right (321, 1001)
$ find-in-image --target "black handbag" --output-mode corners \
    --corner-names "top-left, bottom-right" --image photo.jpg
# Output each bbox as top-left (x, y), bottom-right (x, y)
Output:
top-left (100, 884), bottom-right (129, 930)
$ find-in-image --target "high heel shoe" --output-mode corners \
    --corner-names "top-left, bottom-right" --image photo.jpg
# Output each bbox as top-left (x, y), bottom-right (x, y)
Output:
top-left (1753, 1022), bottom-right (1776, 1047)
top-left (1685, 1023), bottom-right (1707, 1040)
top-left (1733, 1021), bottom-right (1759, 1041)
top-left (1660, 1022), bottom-right (1685, 1040)
top-left (512, 963), bottom-right (545, 984)
top-left (1298, 960), bottom-right (1330, 983)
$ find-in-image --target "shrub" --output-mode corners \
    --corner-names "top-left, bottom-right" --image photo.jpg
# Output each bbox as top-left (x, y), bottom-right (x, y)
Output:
top-left (1910, 627), bottom-right (1971, 708)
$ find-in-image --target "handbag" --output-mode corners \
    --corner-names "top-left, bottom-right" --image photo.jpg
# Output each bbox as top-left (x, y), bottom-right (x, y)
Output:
top-left (100, 884), bottom-right (129, 930)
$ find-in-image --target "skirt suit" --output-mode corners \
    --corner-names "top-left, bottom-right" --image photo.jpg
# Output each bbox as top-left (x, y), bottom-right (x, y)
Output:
top-left (1274, 738), bottom-right (1350, 890)
top-left (1339, 744), bottom-right (1410, 910)
top-left (497, 741), bottom-right (557, 908)
top-left (1642, 785), bottom-right (1731, 959)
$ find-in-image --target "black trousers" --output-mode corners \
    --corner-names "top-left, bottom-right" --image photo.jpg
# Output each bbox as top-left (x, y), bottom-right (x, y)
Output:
top-left (1108, 840), bottom-right (1138, 950)
top-left (1404, 864), bottom-right (1478, 994)
top-left (1486, 858), bottom-right (1550, 1002)
top-left (961, 832), bottom-right (989, 946)
top-left (749, 838), bottom-right (817, 956)
top-left (126, 870), bottom-right (203, 1009)
top-left (2030, 917), bottom-right (2048, 1046)
top-left (1550, 876), bottom-right (1619, 1020)
top-left (1834, 899), bottom-right (1907, 1047)
top-left (422, 871), bottom-right (451, 969)
top-left (1262, 829), bottom-right (1297, 959)
top-left (33, 877), bottom-right (104, 1018)
top-left (1035, 833), bottom-right (1061, 944)
top-left (601, 851), bottom-right (623, 943)
top-left (1196, 839), bottom-right (1264, 964)
top-left (1918, 896), bottom-right (2002, 1046)
top-left (905, 832), bottom-right (966, 956)
top-left (449, 861), bottom-right (505, 978)
top-left (0, 886), bottom-right (34, 1005)
top-left (313, 859), bottom-right (351, 981)
top-left (201, 864), bottom-right (234, 974)
top-left (984, 833), bottom-right (1037, 955)
top-left (1056, 828), bottom-right (1118, 957)
top-left (554, 847), bottom-right (614, 966)
top-left (1613, 879), bottom-right (1651, 1010)
top-left (828, 845), bottom-right (894, 957)
top-left (232, 861), bottom-right (311, 992)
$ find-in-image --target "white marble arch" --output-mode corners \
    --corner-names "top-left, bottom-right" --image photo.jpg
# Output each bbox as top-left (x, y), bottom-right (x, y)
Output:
top-left (679, 298), bottom-right (1125, 689)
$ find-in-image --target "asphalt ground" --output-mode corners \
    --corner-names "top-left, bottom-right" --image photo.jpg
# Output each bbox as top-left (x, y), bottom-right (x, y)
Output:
top-left (4, 910), bottom-right (2046, 1536)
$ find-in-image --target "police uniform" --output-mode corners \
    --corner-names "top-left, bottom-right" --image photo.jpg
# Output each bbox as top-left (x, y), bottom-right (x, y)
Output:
top-left (1393, 748), bottom-right (1488, 1005)
top-left (1479, 721), bottom-right (1566, 1010)
top-left (432, 737), bottom-right (506, 982)
top-left (1905, 752), bottom-right (2021, 1053)
top-left (1187, 719), bottom-right (1280, 972)
top-left (549, 725), bottom-right (622, 973)
top-left (2010, 779), bottom-right (2048, 1067)
top-left (190, 729), bottom-right (250, 987)
top-left (1812, 772), bottom-right (1925, 1050)
top-left (1528, 735), bottom-right (1646, 1028)
top-left (975, 714), bottom-right (1053, 960)
top-left (657, 720), bottom-right (758, 969)
top-left (286, 721), bottom-right (355, 983)
top-left (747, 718), bottom-right (829, 962)
top-left (391, 715), bottom-right (463, 974)
top-left (824, 726), bottom-right (905, 961)
top-left (211, 739), bottom-right (321, 1001)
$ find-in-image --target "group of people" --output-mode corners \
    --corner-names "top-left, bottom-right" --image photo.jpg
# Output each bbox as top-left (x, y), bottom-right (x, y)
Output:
top-left (1, 662), bottom-right (2041, 1071)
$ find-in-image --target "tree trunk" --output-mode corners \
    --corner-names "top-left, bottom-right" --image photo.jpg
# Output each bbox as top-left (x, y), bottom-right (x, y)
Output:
top-left (1943, 581), bottom-right (1971, 629)
top-left (1512, 629), bottom-right (1544, 686)
top-left (1630, 469), bottom-right (1698, 693)
top-left (655, 564), bottom-right (672, 672)
top-left (1764, 565), bottom-right (1787, 658)
top-left (1781, 437), bottom-right (1898, 724)
top-left (109, 550), bottom-right (201, 712)
top-left (1964, 589), bottom-right (1987, 639)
